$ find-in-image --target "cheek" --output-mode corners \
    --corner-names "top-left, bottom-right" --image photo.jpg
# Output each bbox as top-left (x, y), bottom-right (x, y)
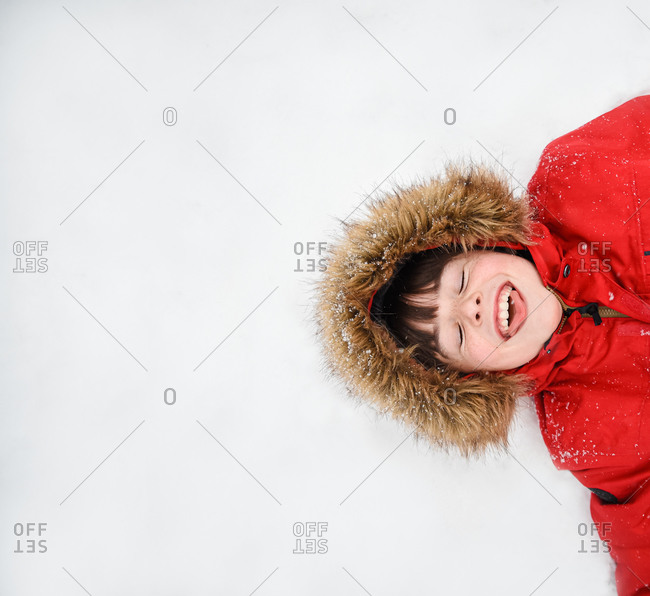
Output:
top-left (471, 337), bottom-right (504, 361)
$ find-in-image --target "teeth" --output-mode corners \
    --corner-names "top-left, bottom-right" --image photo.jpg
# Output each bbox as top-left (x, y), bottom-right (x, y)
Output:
top-left (498, 285), bottom-right (513, 334)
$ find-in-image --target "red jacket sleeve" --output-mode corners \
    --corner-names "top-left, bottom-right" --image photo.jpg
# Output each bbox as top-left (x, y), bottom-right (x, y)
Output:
top-left (527, 94), bottom-right (650, 243)
top-left (573, 462), bottom-right (650, 595)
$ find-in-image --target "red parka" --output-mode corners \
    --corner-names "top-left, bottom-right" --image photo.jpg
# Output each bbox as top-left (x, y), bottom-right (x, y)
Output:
top-left (503, 95), bottom-right (650, 595)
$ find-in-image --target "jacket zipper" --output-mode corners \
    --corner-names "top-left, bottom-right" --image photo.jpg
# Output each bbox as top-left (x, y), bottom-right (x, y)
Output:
top-left (544, 284), bottom-right (630, 335)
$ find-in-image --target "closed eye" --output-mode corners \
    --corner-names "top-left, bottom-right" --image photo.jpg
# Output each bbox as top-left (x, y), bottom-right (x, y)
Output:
top-left (458, 267), bottom-right (465, 347)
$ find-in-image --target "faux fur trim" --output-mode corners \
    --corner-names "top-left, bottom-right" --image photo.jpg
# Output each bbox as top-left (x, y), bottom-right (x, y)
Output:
top-left (313, 159), bottom-right (539, 458)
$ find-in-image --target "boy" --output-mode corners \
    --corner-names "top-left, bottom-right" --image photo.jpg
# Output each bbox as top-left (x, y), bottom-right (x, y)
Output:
top-left (315, 95), bottom-right (650, 595)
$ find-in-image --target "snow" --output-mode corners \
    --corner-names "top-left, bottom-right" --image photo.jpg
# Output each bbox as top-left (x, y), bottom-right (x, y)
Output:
top-left (0, 0), bottom-right (640, 594)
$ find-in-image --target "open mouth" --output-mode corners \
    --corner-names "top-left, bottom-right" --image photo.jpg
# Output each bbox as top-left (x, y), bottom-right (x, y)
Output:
top-left (494, 282), bottom-right (527, 340)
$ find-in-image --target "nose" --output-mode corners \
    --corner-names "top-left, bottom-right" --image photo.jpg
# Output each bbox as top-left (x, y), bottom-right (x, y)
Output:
top-left (458, 291), bottom-right (483, 327)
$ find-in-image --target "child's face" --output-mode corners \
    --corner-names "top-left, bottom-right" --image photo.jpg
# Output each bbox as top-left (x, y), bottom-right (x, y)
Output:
top-left (412, 250), bottom-right (564, 372)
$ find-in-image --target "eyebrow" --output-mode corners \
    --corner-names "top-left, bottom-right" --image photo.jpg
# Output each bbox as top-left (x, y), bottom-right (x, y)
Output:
top-left (436, 325), bottom-right (455, 362)
top-left (431, 257), bottom-right (460, 363)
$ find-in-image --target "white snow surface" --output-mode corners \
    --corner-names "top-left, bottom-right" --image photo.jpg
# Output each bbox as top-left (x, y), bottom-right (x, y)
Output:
top-left (2, 0), bottom-right (646, 594)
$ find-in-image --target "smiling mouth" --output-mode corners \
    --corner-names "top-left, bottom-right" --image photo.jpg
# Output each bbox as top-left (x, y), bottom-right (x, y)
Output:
top-left (494, 282), bottom-right (527, 340)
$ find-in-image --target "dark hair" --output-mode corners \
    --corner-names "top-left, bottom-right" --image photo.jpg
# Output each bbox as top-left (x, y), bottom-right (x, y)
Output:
top-left (371, 246), bottom-right (465, 369)
top-left (371, 245), bottom-right (527, 370)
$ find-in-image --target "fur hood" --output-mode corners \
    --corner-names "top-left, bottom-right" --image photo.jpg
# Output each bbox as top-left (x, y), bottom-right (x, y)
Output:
top-left (313, 160), bottom-right (542, 458)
